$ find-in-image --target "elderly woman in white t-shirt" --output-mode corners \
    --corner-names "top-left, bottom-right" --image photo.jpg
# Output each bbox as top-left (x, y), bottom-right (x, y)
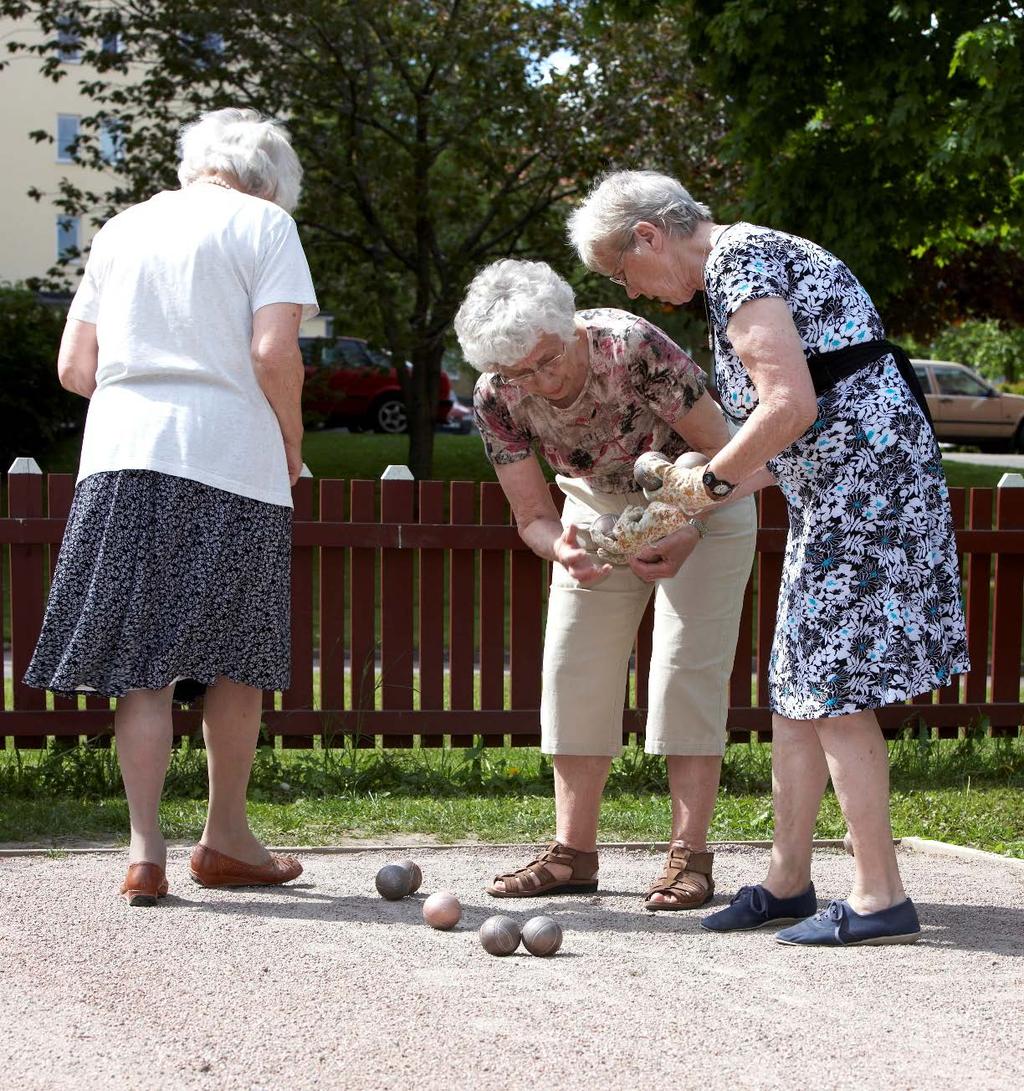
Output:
top-left (25, 108), bottom-right (318, 905)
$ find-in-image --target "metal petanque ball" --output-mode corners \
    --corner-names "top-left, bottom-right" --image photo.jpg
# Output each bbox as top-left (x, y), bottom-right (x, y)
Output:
top-left (375, 863), bottom-right (412, 901)
top-left (423, 891), bottom-right (462, 930)
top-left (521, 915), bottom-right (563, 957)
top-left (591, 513), bottom-right (618, 540)
top-left (673, 451), bottom-right (710, 470)
top-left (479, 914), bottom-right (521, 956)
top-left (398, 858), bottom-right (423, 894)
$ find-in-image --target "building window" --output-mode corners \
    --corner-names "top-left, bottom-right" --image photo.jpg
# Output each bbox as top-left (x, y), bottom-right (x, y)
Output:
top-left (101, 32), bottom-right (121, 56)
top-left (57, 216), bottom-right (80, 261)
top-left (99, 118), bottom-right (125, 164)
top-left (56, 18), bottom-right (82, 63)
top-left (56, 114), bottom-right (79, 163)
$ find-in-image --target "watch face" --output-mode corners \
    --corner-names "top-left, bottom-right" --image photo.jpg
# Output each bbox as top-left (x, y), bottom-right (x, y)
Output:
top-left (703, 469), bottom-right (734, 498)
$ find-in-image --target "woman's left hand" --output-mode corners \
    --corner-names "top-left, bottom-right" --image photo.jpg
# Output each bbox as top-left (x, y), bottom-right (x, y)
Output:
top-left (628, 523), bottom-right (700, 582)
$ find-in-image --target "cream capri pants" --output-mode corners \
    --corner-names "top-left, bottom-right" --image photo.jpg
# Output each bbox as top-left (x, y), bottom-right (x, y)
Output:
top-left (540, 475), bottom-right (757, 757)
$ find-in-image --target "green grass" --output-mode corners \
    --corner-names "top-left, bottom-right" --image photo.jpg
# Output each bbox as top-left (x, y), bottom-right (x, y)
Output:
top-left (1, 734), bottom-right (1021, 857)
top-left (1, 787), bottom-right (1020, 858)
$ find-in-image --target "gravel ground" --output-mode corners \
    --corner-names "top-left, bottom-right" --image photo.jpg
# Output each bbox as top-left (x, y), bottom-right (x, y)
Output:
top-left (1, 843), bottom-right (1022, 1091)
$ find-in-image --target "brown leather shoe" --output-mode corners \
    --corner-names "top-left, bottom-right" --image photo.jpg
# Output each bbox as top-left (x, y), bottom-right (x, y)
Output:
top-left (119, 862), bottom-right (169, 907)
top-left (643, 845), bottom-right (715, 911)
top-left (189, 843), bottom-right (303, 888)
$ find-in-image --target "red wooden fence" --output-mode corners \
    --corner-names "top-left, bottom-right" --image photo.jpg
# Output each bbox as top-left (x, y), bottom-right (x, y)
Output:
top-left (2, 467), bottom-right (1023, 748)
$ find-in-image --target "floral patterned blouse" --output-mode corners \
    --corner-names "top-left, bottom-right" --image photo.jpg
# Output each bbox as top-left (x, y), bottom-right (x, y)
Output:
top-left (473, 309), bottom-right (707, 493)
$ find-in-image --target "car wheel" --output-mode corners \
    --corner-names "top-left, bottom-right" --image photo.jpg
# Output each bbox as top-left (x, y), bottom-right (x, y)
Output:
top-left (372, 396), bottom-right (408, 434)
top-left (1014, 420), bottom-right (1024, 454)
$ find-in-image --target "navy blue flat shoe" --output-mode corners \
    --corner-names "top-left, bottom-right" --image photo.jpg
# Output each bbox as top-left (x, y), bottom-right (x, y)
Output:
top-left (775, 898), bottom-right (921, 946)
top-left (700, 883), bottom-right (817, 933)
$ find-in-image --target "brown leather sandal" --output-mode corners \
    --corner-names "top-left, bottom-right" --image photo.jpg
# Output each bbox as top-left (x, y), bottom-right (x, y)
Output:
top-left (643, 844), bottom-right (715, 911)
top-left (486, 841), bottom-right (599, 898)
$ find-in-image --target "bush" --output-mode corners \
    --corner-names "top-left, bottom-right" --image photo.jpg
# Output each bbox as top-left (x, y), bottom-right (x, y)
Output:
top-left (0, 285), bottom-right (85, 473)
top-left (927, 319), bottom-right (1024, 384)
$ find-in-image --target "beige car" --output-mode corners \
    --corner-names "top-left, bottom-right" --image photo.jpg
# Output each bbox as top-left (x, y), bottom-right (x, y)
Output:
top-left (911, 359), bottom-right (1024, 451)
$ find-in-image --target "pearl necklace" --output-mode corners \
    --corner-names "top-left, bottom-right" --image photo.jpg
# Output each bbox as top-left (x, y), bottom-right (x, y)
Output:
top-left (194, 176), bottom-right (234, 191)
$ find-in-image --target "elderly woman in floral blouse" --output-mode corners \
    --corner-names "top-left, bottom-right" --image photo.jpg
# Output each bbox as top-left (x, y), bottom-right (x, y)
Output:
top-left (454, 258), bottom-right (756, 908)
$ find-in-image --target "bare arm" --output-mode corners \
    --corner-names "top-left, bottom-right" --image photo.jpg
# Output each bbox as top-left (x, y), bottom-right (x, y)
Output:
top-left (704, 297), bottom-right (818, 487)
top-left (494, 455), bottom-right (612, 586)
top-left (57, 319), bottom-right (99, 399)
top-left (668, 388), bottom-right (733, 458)
top-left (252, 302), bottom-right (305, 485)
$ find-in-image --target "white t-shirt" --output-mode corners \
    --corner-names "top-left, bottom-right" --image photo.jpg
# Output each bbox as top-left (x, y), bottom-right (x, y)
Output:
top-left (69, 185), bottom-right (319, 508)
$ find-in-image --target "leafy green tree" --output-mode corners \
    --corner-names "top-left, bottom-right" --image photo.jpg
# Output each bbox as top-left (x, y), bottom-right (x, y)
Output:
top-left (1, 0), bottom-right (731, 477)
top-left (928, 319), bottom-right (1024, 384)
top-left (593, 1), bottom-right (1024, 336)
top-left (0, 285), bottom-right (86, 471)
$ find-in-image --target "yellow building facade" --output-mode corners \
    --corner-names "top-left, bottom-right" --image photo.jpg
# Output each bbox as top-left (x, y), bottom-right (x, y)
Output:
top-left (0, 16), bottom-right (332, 335)
top-left (0, 15), bottom-right (124, 287)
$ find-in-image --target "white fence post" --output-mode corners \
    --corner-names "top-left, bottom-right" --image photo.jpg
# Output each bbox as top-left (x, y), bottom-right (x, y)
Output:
top-left (381, 465), bottom-right (414, 481)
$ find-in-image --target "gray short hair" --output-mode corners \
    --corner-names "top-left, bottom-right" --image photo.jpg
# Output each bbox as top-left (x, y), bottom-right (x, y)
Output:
top-left (567, 170), bottom-right (712, 272)
top-left (177, 107), bottom-right (303, 213)
top-left (455, 259), bottom-right (577, 372)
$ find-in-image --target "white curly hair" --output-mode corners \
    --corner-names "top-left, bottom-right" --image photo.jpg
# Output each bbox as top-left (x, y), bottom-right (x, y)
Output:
top-left (454, 258), bottom-right (577, 372)
top-left (177, 107), bottom-right (303, 213)
top-left (567, 170), bottom-right (712, 272)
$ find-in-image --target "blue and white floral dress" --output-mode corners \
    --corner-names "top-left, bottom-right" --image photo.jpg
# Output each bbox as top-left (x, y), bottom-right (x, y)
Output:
top-left (706, 223), bottom-right (969, 719)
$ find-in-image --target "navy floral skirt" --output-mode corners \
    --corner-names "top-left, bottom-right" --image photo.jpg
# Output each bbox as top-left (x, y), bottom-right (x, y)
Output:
top-left (25, 470), bottom-right (292, 699)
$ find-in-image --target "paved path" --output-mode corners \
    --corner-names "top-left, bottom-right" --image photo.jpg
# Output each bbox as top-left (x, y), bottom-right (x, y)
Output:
top-left (1, 843), bottom-right (1022, 1090)
top-left (942, 451), bottom-right (1024, 469)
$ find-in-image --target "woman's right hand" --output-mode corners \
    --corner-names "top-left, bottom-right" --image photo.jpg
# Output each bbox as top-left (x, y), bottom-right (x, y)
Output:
top-left (284, 438), bottom-right (304, 486)
top-left (554, 524), bottom-right (613, 586)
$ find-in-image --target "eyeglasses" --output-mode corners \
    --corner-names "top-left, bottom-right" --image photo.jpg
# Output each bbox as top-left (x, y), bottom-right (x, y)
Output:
top-left (493, 346), bottom-right (567, 388)
top-left (607, 231), bottom-right (635, 288)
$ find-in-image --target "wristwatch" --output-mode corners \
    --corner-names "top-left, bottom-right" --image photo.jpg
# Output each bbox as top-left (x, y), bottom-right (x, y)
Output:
top-left (702, 467), bottom-right (736, 500)
top-left (687, 517), bottom-right (709, 539)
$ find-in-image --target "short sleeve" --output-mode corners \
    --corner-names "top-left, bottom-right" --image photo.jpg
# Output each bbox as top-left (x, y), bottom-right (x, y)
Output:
top-left (472, 375), bottom-right (535, 466)
top-left (713, 241), bottom-right (789, 321)
top-left (252, 214), bottom-right (319, 320)
top-left (623, 316), bottom-right (707, 422)
top-left (67, 227), bottom-right (105, 324)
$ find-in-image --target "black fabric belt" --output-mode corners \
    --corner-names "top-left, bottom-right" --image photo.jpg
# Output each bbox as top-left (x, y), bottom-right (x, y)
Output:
top-left (805, 338), bottom-right (935, 434)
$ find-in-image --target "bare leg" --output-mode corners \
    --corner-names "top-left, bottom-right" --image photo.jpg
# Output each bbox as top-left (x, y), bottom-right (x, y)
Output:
top-left (647, 754), bottom-right (721, 906)
top-left (199, 676), bottom-right (270, 866)
top-left (114, 685), bottom-right (175, 869)
top-left (490, 754), bottom-right (611, 892)
top-left (816, 710), bottom-right (906, 913)
top-left (762, 714), bottom-right (830, 899)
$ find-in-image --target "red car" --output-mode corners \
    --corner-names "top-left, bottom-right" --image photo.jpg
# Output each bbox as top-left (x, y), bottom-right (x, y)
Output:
top-left (300, 336), bottom-right (454, 434)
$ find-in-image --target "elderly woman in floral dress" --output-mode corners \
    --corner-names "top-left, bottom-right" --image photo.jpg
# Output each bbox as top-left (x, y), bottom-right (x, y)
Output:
top-left (569, 170), bottom-right (969, 946)
top-left (455, 258), bottom-right (756, 909)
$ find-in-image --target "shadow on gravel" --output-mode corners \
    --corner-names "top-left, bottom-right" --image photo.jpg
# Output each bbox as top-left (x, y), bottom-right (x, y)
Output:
top-left (912, 901), bottom-right (1024, 958)
top-left (160, 887), bottom-right (1024, 957)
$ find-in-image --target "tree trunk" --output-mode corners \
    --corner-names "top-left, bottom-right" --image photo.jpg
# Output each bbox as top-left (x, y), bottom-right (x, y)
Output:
top-left (406, 342), bottom-right (445, 479)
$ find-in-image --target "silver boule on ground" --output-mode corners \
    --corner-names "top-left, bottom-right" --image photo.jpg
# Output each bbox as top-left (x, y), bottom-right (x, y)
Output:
top-left (521, 914), bottom-right (563, 956)
top-left (479, 914), bottom-right (521, 956)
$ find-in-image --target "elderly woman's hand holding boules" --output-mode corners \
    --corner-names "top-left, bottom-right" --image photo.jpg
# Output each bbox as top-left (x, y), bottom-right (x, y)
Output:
top-left (554, 523), bottom-right (613, 586)
top-left (590, 502), bottom-right (690, 562)
top-left (628, 523), bottom-right (701, 582)
top-left (634, 450), bottom-right (711, 515)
